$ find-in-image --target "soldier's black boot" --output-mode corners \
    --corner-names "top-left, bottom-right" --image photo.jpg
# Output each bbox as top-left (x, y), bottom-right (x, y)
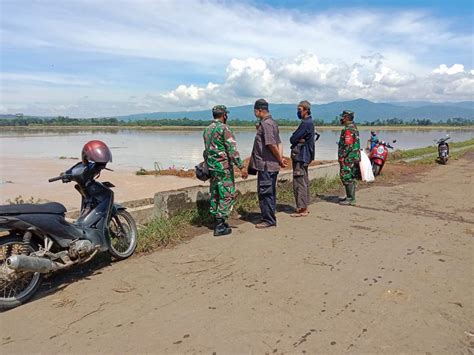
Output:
top-left (339, 184), bottom-right (350, 204)
top-left (340, 183), bottom-right (356, 206)
top-left (214, 218), bottom-right (232, 237)
top-left (350, 183), bottom-right (356, 205)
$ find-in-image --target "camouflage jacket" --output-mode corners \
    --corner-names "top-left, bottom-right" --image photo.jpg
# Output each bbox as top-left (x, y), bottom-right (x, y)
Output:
top-left (338, 122), bottom-right (361, 161)
top-left (203, 119), bottom-right (244, 173)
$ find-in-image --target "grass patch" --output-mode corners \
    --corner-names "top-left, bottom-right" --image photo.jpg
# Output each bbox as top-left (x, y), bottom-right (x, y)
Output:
top-left (309, 176), bottom-right (341, 196)
top-left (451, 138), bottom-right (474, 149)
top-left (404, 146), bottom-right (474, 165)
top-left (137, 200), bottom-right (214, 254)
top-left (391, 138), bottom-right (474, 161)
top-left (137, 210), bottom-right (194, 253)
top-left (235, 175), bottom-right (340, 216)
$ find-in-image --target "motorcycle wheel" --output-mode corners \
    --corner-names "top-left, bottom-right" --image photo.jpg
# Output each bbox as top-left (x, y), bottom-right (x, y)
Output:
top-left (108, 210), bottom-right (138, 260)
top-left (0, 236), bottom-right (42, 310)
top-left (372, 164), bottom-right (381, 176)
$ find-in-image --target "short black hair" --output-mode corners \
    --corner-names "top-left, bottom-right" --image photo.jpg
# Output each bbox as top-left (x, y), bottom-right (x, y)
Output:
top-left (254, 98), bottom-right (269, 111)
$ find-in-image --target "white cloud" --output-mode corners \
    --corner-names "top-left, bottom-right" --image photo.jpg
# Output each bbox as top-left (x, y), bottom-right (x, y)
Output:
top-left (2, 53), bottom-right (472, 116)
top-left (161, 83), bottom-right (220, 106)
top-left (277, 54), bottom-right (339, 88)
top-left (226, 58), bottom-right (276, 98)
top-left (153, 54), bottom-right (474, 110)
top-left (0, 1), bottom-right (472, 116)
top-left (433, 64), bottom-right (465, 75)
top-left (2, 1), bottom-right (471, 72)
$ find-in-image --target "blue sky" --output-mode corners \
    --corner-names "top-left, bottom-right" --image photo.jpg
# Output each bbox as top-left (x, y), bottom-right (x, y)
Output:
top-left (0, 0), bottom-right (472, 117)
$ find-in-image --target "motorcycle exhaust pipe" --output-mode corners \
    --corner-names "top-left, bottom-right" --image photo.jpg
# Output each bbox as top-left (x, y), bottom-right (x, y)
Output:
top-left (6, 255), bottom-right (55, 273)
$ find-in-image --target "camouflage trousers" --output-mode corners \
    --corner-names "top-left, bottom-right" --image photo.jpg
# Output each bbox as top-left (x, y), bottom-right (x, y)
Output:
top-left (209, 169), bottom-right (236, 220)
top-left (339, 159), bottom-right (357, 185)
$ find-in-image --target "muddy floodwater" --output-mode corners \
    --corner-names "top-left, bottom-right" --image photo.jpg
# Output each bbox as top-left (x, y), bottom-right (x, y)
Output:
top-left (1, 127), bottom-right (473, 171)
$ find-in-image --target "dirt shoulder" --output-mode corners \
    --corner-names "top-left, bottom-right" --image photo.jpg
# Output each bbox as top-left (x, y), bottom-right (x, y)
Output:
top-left (1, 154), bottom-right (473, 354)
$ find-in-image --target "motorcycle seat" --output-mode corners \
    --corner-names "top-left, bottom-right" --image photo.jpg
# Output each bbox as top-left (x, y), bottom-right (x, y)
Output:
top-left (0, 202), bottom-right (67, 215)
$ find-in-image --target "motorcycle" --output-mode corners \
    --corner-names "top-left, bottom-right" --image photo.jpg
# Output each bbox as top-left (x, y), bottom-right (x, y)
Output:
top-left (0, 141), bottom-right (137, 310)
top-left (369, 140), bottom-right (396, 176)
top-left (435, 135), bottom-right (450, 164)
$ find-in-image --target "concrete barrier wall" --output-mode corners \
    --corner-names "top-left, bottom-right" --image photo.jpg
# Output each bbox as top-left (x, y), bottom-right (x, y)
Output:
top-left (67, 162), bottom-right (340, 225)
top-left (148, 162), bottom-right (339, 223)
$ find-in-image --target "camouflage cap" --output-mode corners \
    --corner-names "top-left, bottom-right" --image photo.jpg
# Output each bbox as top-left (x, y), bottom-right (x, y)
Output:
top-left (341, 110), bottom-right (355, 120)
top-left (212, 105), bottom-right (229, 115)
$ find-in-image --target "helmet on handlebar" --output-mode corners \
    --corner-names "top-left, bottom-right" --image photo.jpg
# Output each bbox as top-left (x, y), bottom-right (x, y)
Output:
top-left (81, 140), bottom-right (112, 164)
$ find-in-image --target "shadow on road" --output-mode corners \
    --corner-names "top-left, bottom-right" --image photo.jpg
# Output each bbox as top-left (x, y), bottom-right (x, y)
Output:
top-left (25, 255), bottom-right (113, 309)
top-left (238, 203), bottom-right (295, 225)
top-left (317, 194), bottom-right (341, 204)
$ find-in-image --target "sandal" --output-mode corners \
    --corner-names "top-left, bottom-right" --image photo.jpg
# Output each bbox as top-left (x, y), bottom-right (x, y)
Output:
top-left (290, 210), bottom-right (310, 218)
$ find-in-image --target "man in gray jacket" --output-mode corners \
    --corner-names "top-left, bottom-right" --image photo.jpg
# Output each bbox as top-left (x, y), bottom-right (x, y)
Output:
top-left (249, 99), bottom-right (287, 228)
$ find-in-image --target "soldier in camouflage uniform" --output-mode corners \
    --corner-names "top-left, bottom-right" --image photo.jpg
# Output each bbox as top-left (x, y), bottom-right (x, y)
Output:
top-left (337, 110), bottom-right (360, 205)
top-left (203, 105), bottom-right (248, 236)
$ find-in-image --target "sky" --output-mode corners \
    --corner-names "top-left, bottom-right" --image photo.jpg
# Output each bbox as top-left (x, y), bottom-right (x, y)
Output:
top-left (0, 0), bottom-right (473, 117)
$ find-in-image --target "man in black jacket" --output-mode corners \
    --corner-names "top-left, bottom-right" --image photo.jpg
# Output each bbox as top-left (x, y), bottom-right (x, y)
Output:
top-left (290, 100), bottom-right (315, 217)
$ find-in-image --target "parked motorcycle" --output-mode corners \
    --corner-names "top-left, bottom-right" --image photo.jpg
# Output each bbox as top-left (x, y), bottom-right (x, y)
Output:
top-left (435, 135), bottom-right (450, 164)
top-left (369, 140), bottom-right (396, 176)
top-left (0, 141), bottom-right (137, 310)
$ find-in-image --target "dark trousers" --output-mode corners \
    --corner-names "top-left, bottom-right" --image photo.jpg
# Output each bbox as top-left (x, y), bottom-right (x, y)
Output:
top-left (257, 170), bottom-right (278, 226)
top-left (292, 161), bottom-right (310, 209)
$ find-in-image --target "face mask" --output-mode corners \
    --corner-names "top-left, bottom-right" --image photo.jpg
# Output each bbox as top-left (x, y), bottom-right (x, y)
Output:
top-left (297, 111), bottom-right (303, 119)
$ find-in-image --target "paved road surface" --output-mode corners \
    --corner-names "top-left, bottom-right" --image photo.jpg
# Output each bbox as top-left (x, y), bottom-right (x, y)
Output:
top-left (1, 154), bottom-right (473, 354)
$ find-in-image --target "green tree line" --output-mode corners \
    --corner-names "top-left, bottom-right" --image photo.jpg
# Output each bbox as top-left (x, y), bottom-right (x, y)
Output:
top-left (0, 116), bottom-right (472, 127)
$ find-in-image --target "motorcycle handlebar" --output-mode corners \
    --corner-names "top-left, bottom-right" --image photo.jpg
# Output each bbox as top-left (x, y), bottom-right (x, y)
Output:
top-left (48, 176), bottom-right (62, 183)
top-left (48, 173), bottom-right (71, 183)
top-left (436, 137), bottom-right (450, 144)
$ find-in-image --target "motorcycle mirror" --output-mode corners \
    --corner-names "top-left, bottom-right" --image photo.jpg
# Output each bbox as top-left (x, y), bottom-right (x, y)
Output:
top-left (392, 140), bottom-right (397, 143)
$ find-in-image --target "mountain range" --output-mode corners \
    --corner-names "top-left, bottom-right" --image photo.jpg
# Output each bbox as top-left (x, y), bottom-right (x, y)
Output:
top-left (119, 99), bottom-right (473, 122)
top-left (2, 99), bottom-right (473, 122)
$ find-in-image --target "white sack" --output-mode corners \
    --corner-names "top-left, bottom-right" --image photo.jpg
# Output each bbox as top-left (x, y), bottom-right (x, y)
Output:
top-left (360, 150), bottom-right (375, 182)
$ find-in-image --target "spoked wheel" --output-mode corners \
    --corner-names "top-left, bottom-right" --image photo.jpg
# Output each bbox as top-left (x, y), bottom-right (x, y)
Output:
top-left (108, 210), bottom-right (138, 260)
top-left (0, 236), bottom-right (42, 311)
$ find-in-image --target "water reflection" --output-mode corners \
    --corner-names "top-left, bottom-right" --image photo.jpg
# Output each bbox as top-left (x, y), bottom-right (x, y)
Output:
top-left (0, 127), bottom-right (472, 170)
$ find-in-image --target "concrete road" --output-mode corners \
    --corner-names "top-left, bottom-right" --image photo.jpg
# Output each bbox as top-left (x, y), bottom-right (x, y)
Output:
top-left (1, 153), bottom-right (473, 354)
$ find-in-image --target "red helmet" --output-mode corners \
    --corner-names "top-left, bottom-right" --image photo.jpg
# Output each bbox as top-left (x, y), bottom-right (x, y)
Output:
top-left (81, 140), bottom-right (112, 164)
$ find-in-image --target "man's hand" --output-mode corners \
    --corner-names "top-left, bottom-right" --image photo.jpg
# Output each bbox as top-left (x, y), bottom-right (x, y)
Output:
top-left (279, 158), bottom-right (288, 168)
top-left (241, 167), bottom-right (248, 180)
top-left (269, 144), bottom-right (287, 168)
top-left (299, 138), bottom-right (305, 143)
